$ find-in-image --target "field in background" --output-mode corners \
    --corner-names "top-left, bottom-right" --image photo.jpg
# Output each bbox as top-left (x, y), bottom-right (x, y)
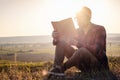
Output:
top-left (0, 42), bottom-right (119, 62)
top-left (0, 34), bottom-right (119, 79)
top-left (0, 43), bottom-right (119, 79)
top-left (107, 42), bottom-right (120, 57)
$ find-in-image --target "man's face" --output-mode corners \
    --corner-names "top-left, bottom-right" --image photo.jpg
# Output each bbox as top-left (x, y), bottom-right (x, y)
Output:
top-left (76, 12), bottom-right (90, 28)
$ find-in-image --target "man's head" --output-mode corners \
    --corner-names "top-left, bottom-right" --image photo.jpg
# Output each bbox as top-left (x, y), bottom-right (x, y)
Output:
top-left (76, 7), bottom-right (92, 27)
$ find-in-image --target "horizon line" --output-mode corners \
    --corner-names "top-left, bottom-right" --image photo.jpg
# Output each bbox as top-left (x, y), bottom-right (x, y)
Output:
top-left (0, 33), bottom-right (120, 38)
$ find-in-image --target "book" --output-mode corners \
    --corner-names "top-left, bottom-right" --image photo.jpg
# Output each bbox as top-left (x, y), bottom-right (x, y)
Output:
top-left (51, 18), bottom-right (77, 44)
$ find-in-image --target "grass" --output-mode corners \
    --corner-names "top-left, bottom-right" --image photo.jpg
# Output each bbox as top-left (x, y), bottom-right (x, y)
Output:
top-left (0, 57), bottom-right (119, 80)
top-left (0, 43), bottom-right (119, 80)
top-left (0, 61), bottom-right (52, 80)
top-left (107, 44), bottom-right (120, 56)
top-left (0, 43), bottom-right (55, 54)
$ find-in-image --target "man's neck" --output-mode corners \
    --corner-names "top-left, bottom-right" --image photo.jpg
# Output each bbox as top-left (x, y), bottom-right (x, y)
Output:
top-left (83, 22), bottom-right (91, 35)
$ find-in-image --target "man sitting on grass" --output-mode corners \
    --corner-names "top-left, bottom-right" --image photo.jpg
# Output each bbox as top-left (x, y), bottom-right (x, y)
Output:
top-left (50, 7), bottom-right (109, 75)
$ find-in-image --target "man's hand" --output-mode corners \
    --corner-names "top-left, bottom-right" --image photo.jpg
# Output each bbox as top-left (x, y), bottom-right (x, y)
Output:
top-left (52, 30), bottom-right (59, 45)
top-left (70, 39), bottom-right (78, 46)
top-left (52, 30), bottom-right (59, 39)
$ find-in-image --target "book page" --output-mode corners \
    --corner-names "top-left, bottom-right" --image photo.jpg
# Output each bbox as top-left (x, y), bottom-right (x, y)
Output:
top-left (51, 18), bottom-right (77, 43)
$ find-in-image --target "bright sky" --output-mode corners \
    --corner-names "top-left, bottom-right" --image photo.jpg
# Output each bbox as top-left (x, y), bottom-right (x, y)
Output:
top-left (0, 0), bottom-right (120, 37)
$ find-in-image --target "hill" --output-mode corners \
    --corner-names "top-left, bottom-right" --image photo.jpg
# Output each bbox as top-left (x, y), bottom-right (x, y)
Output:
top-left (0, 35), bottom-right (52, 44)
top-left (107, 33), bottom-right (120, 43)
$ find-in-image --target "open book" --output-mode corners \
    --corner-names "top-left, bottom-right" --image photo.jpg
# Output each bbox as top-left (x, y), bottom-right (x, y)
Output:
top-left (51, 18), bottom-right (77, 44)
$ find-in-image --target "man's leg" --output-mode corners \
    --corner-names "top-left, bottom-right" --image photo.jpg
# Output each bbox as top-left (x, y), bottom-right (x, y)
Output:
top-left (51, 41), bottom-right (75, 72)
top-left (53, 41), bottom-right (65, 66)
top-left (63, 47), bottom-right (99, 72)
top-left (48, 41), bottom-right (76, 79)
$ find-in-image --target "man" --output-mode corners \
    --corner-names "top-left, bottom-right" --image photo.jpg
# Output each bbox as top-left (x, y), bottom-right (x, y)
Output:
top-left (50, 7), bottom-right (109, 74)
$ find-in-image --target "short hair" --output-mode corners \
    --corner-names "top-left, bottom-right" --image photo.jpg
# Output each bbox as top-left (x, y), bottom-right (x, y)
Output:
top-left (76, 7), bottom-right (92, 19)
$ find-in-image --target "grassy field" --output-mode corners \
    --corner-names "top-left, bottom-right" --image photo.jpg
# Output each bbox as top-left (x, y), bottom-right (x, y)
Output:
top-left (0, 43), bottom-right (119, 80)
top-left (0, 43), bottom-right (55, 54)
top-left (107, 43), bottom-right (120, 57)
top-left (0, 57), bottom-right (119, 80)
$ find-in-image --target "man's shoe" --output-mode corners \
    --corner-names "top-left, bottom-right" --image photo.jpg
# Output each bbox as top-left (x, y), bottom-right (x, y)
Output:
top-left (47, 65), bottom-right (65, 79)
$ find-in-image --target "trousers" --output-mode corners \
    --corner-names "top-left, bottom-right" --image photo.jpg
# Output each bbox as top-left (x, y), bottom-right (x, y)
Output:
top-left (54, 41), bottom-right (104, 72)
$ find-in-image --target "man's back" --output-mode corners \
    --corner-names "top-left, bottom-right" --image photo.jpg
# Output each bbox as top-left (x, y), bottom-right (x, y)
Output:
top-left (77, 23), bottom-right (109, 69)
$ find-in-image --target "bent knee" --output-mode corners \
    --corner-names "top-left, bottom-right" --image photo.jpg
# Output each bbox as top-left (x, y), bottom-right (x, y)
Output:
top-left (76, 47), bottom-right (94, 60)
top-left (77, 47), bottom-right (90, 55)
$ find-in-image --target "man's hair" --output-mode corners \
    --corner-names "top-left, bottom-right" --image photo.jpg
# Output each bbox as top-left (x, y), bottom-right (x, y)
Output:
top-left (76, 7), bottom-right (92, 19)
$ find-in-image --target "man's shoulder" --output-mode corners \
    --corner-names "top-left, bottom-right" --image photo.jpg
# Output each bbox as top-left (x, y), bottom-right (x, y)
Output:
top-left (92, 23), bottom-right (106, 32)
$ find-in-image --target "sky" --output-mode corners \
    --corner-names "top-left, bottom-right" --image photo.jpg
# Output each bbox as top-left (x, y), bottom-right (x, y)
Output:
top-left (0, 0), bottom-right (120, 37)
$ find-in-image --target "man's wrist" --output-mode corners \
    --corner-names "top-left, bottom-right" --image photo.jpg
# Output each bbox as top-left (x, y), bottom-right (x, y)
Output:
top-left (53, 39), bottom-right (59, 45)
